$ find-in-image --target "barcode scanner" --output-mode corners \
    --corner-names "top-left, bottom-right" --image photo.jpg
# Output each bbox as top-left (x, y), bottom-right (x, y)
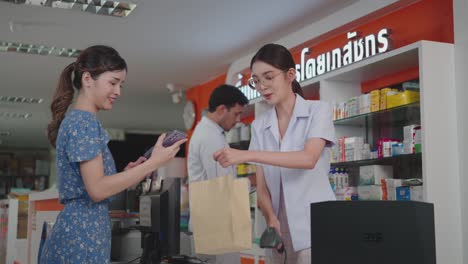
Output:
top-left (260, 227), bottom-right (284, 253)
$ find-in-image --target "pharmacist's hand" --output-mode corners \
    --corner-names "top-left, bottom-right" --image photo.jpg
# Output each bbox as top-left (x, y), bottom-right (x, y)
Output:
top-left (123, 157), bottom-right (147, 171)
top-left (267, 217), bottom-right (283, 251)
top-left (268, 217), bottom-right (281, 236)
top-left (149, 133), bottom-right (187, 167)
top-left (213, 147), bottom-right (245, 167)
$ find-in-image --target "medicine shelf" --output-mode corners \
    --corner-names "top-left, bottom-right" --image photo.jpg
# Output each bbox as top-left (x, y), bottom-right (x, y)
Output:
top-left (331, 152), bottom-right (422, 167)
top-left (333, 102), bottom-right (421, 127)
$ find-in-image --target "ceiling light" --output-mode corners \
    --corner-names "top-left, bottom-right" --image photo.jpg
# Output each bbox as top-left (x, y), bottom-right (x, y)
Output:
top-left (0, 112), bottom-right (32, 119)
top-left (166, 83), bottom-right (183, 104)
top-left (1, 0), bottom-right (136, 17)
top-left (0, 131), bottom-right (11, 137)
top-left (0, 96), bottom-right (44, 104)
top-left (0, 41), bottom-right (81, 58)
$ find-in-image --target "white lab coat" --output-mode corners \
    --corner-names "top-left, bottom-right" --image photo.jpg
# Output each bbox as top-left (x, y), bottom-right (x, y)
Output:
top-left (249, 95), bottom-right (336, 251)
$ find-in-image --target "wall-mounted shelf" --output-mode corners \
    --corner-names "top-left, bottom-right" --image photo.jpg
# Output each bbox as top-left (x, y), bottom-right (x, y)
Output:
top-left (334, 102), bottom-right (421, 127)
top-left (331, 153), bottom-right (422, 167)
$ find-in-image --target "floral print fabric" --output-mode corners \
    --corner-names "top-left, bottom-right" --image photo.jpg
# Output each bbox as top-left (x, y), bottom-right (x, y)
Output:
top-left (40, 110), bottom-right (116, 263)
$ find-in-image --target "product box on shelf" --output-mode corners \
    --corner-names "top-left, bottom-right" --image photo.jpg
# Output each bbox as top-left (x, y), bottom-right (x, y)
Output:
top-left (396, 186), bottom-right (411, 200)
top-left (392, 143), bottom-right (404, 156)
top-left (344, 137), bottom-right (364, 162)
top-left (403, 124), bottom-right (420, 141)
top-left (359, 93), bottom-right (371, 114)
top-left (335, 186), bottom-right (357, 201)
top-left (414, 129), bottom-right (422, 153)
top-left (346, 96), bottom-right (359, 117)
top-left (237, 163), bottom-right (256, 177)
top-left (380, 88), bottom-right (399, 110)
top-left (370, 90), bottom-right (380, 112)
top-left (410, 186), bottom-right (423, 201)
top-left (403, 124), bottom-right (421, 154)
top-left (402, 81), bottom-right (420, 90)
top-left (357, 185), bottom-right (384, 200)
top-left (383, 179), bottom-right (403, 200)
top-left (386, 90), bottom-right (420, 109)
top-left (359, 165), bottom-right (393, 186)
top-left (395, 185), bottom-right (423, 201)
top-left (378, 138), bottom-right (401, 158)
top-left (343, 186), bottom-right (358, 201)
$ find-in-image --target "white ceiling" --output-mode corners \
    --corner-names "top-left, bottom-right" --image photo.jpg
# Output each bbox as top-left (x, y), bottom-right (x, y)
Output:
top-left (0, 0), bottom-right (357, 149)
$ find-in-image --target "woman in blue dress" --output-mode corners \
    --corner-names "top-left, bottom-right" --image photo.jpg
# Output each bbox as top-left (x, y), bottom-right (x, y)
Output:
top-left (40, 45), bottom-right (187, 263)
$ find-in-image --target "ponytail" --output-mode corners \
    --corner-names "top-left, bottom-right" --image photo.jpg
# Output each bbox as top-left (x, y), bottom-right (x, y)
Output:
top-left (47, 62), bottom-right (76, 148)
top-left (292, 79), bottom-right (304, 98)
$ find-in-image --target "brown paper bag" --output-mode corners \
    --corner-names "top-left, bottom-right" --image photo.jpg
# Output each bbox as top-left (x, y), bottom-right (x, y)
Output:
top-left (190, 175), bottom-right (252, 255)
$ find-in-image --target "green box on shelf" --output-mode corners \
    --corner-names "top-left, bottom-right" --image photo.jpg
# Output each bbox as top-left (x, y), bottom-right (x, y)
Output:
top-left (415, 144), bottom-right (422, 153)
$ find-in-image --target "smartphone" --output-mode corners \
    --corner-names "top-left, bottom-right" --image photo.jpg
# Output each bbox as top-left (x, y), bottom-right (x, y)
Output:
top-left (142, 130), bottom-right (187, 159)
top-left (162, 130), bottom-right (187, 148)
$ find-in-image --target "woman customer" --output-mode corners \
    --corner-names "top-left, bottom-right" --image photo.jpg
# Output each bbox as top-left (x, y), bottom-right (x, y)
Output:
top-left (40, 45), bottom-right (186, 263)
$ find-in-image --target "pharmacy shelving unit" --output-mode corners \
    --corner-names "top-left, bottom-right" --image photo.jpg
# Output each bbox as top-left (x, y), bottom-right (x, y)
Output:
top-left (0, 198), bottom-right (28, 264)
top-left (331, 102), bottom-right (423, 185)
top-left (297, 40), bottom-right (460, 264)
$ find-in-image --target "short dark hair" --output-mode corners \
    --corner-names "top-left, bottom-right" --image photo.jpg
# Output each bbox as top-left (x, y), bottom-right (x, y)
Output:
top-left (208, 84), bottom-right (249, 112)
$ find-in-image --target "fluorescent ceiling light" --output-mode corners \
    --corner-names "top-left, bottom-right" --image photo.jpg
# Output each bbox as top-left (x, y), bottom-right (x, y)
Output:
top-left (1, 0), bottom-right (136, 17)
top-left (0, 96), bottom-right (44, 104)
top-left (0, 41), bottom-right (81, 58)
top-left (0, 112), bottom-right (32, 119)
top-left (0, 131), bottom-right (11, 137)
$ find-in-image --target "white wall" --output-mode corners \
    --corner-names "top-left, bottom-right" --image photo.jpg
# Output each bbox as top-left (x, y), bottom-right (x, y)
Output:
top-left (226, 0), bottom-right (399, 81)
top-left (453, 0), bottom-right (468, 262)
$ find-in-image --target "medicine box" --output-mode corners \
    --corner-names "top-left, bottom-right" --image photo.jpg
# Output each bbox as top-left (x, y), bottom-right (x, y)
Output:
top-left (359, 165), bottom-right (393, 185)
top-left (385, 179), bottom-right (403, 201)
top-left (387, 90), bottom-right (420, 109)
top-left (358, 185), bottom-right (383, 200)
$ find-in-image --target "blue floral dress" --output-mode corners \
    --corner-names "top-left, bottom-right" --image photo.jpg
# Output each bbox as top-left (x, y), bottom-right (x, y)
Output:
top-left (40, 109), bottom-right (116, 264)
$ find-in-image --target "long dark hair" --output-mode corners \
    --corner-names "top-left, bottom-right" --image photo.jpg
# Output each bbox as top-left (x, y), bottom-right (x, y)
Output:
top-left (47, 45), bottom-right (127, 147)
top-left (250, 43), bottom-right (304, 97)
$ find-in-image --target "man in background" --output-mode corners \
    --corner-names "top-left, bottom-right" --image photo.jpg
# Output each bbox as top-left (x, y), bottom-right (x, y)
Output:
top-left (188, 84), bottom-right (249, 264)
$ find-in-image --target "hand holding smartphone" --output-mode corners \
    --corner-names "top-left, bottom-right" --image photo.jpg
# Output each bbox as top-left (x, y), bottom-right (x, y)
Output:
top-left (143, 130), bottom-right (187, 158)
top-left (162, 130), bottom-right (187, 148)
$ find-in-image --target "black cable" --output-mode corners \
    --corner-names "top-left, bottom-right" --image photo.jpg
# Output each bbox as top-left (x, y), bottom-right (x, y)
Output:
top-left (283, 248), bottom-right (287, 264)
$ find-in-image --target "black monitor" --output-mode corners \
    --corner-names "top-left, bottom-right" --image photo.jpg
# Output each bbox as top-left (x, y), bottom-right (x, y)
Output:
top-left (310, 201), bottom-right (436, 264)
top-left (139, 177), bottom-right (180, 264)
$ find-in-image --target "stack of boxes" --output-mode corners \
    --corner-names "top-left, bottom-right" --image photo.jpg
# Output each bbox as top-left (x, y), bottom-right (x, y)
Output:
top-left (333, 137), bottom-right (370, 163)
top-left (357, 165), bottom-right (393, 200)
top-left (344, 137), bottom-right (364, 162)
top-left (330, 165), bottom-right (423, 201)
top-left (382, 178), bottom-right (403, 200)
top-left (333, 81), bottom-right (420, 121)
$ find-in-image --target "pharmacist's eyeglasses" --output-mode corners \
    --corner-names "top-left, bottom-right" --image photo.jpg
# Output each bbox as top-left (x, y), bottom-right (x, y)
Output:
top-left (248, 70), bottom-right (285, 90)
